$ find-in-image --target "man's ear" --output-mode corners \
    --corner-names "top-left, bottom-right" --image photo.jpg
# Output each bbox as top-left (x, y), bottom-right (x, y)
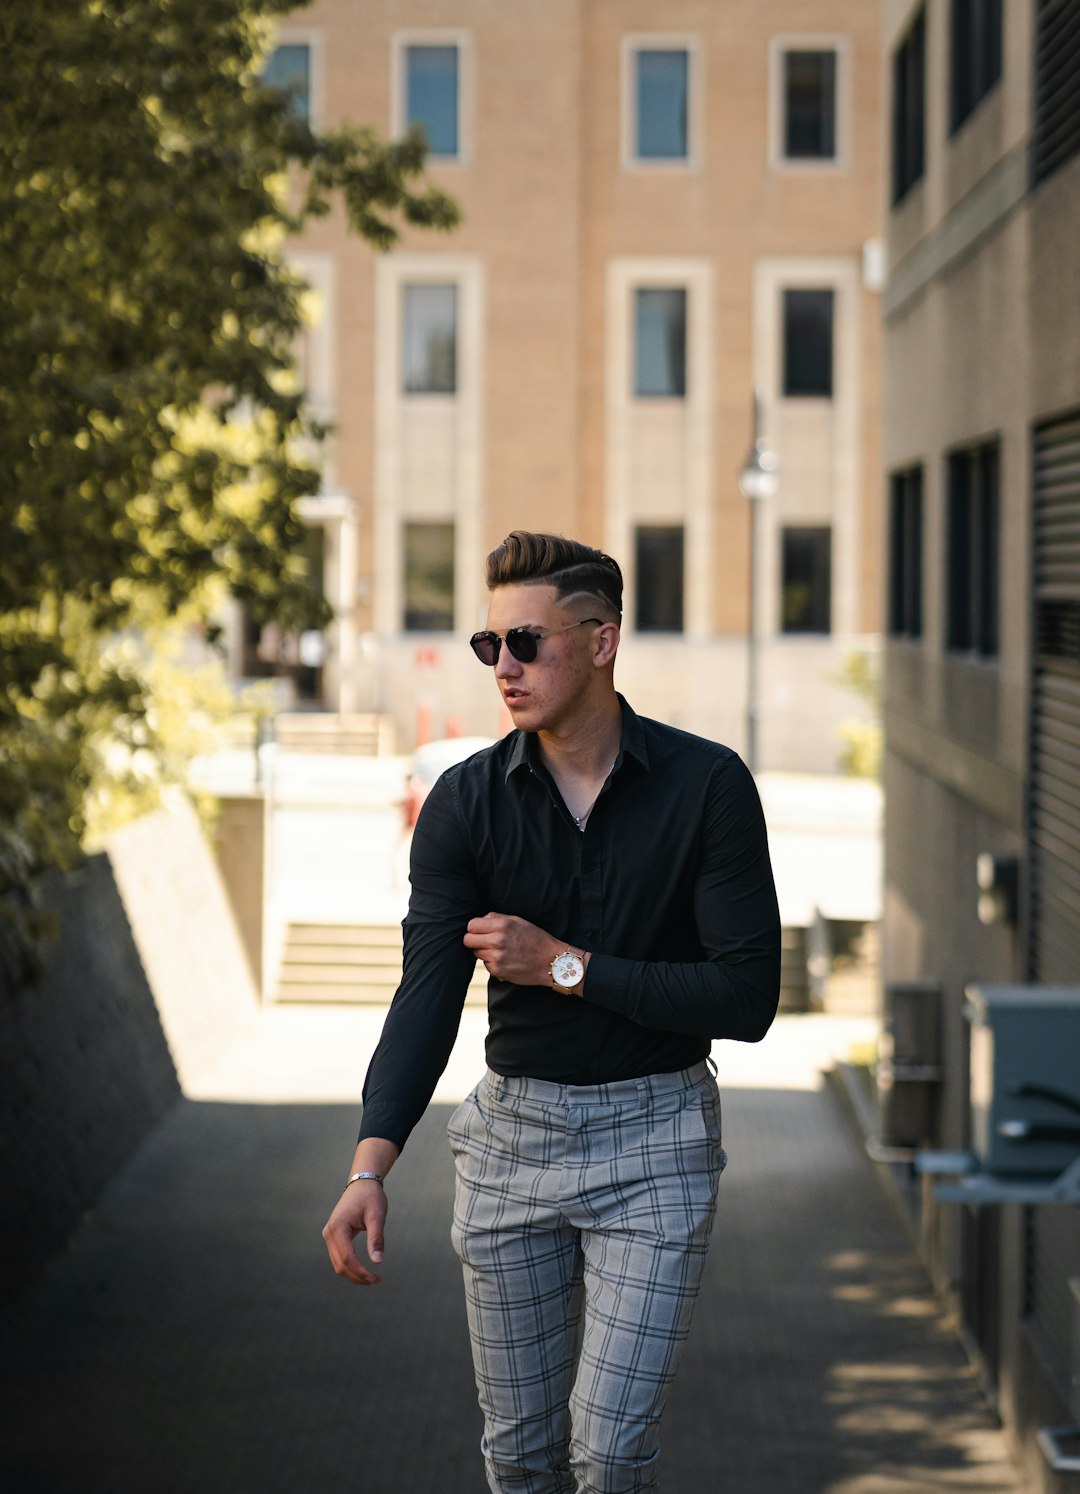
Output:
top-left (593, 622), bottom-right (620, 666)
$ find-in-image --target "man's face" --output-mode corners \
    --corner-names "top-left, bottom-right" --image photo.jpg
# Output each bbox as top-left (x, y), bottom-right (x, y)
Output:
top-left (484, 583), bottom-right (600, 733)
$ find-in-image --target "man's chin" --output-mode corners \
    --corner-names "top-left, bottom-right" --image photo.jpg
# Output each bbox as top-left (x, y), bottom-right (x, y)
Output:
top-left (504, 700), bottom-right (544, 731)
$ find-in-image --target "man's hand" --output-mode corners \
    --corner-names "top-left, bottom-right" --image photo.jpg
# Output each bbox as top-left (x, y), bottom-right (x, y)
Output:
top-left (322, 1180), bottom-right (389, 1286)
top-left (464, 913), bottom-right (587, 991)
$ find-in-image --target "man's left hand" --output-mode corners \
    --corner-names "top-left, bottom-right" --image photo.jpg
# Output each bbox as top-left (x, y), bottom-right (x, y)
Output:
top-left (464, 913), bottom-right (583, 991)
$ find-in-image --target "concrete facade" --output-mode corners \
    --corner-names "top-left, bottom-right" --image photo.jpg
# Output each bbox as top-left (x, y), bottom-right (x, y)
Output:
top-left (249, 0), bottom-right (885, 769)
top-left (880, 1), bottom-right (1080, 1487)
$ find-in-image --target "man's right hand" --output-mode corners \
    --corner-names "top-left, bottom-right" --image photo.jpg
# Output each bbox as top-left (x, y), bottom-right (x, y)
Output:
top-left (322, 1178), bottom-right (389, 1286)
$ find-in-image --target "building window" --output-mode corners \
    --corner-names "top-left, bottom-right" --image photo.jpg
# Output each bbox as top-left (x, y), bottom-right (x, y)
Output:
top-left (782, 50), bottom-right (838, 160)
top-left (1033, 0), bottom-right (1080, 186)
top-left (634, 288), bottom-right (687, 398)
top-left (782, 527), bottom-right (832, 634)
top-left (402, 284), bottom-right (457, 395)
top-left (241, 526), bottom-right (325, 700)
top-left (262, 43), bottom-right (311, 121)
top-left (405, 43), bottom-right (459, 157)
top-left (634, 526), bottom-right (684, 632)
top-left (946, 442), bottom-right (1000, 657)
top-left (888, 467), bottom-right (924, 640)
top-left (950, 0), bottom-right (1003, 133)
top-left (633, 48), bottom-right (690, 160)
top-left (403, 522), bottom-right (454, 631)
top-left (782, 288), bottom-right (834, 398)
top-left (892, 6), bottom-right (926, 204)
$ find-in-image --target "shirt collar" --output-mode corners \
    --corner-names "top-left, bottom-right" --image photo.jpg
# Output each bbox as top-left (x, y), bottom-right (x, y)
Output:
top-left (504, 694), bottom-right (650, 784)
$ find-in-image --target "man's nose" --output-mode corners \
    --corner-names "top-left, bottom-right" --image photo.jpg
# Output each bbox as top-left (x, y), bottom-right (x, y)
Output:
top-left (494, 644), bottom-right (521, 680)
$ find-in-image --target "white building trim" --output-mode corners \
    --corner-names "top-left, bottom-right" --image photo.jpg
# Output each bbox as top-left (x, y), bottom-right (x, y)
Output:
top-left (605, 257), bottom-right (714, 638)
top-left (390, 29), bottom-right (473, 166)
top-left (752, 256), bottom-right (862, 640)
top-left (620, 33), bottom-right (704, 173)
top-left (767, 33), bottom-right (852, 174)
top-left (373, 254), bottom-right (484, 639)
top-left (271, 25), bottom-right (327, 132)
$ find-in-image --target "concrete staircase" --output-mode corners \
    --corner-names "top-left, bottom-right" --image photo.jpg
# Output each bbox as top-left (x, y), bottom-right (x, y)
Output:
top-left (274, 922), bottom-right (487, 1005)
top-left (273, 712), bottom-right (395, 756)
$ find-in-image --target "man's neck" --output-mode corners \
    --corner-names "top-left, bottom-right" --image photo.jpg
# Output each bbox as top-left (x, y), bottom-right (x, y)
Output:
top-left (536, 692), bottom-right (623, 782)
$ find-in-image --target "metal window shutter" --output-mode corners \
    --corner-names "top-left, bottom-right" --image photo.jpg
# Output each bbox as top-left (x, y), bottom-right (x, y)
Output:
top-left (1028, 407), bottom-right (1080, 1398)
top-left (1031, 408), bottom-right (1080, 981)
top-left (1033, 0), bottom-right (1080, 186)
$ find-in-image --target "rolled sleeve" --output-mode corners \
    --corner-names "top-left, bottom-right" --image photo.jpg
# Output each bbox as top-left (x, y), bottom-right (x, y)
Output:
top-left (358, 774), bottom-right (481, 1148)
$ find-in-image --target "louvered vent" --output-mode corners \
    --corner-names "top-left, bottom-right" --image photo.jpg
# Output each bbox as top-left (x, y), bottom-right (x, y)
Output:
top-left (1030, 409), bottom-right (1080, 985)
top-left (1033, 0), bottom-right (1080, 186)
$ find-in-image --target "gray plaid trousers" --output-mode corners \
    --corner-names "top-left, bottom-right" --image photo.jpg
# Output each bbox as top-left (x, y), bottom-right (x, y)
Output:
top-left (448, 1062), bottom-right (727, 1494)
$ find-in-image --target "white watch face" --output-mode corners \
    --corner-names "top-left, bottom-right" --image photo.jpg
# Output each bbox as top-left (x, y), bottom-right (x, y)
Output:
top-left (551, 952), bottom-right (584, 988)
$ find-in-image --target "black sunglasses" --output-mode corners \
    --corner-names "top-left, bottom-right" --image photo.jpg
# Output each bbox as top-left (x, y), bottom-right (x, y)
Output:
top-left (469, 617), bottom-right (601, 666)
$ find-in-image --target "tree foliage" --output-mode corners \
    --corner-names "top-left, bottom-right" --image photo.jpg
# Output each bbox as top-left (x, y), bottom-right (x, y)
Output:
top-left (0, 0), bottom-right (459, 972)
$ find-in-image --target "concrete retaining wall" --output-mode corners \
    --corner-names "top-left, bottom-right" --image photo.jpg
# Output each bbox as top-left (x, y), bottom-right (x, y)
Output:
top-left (1, 796), bottom-right (261, 1297)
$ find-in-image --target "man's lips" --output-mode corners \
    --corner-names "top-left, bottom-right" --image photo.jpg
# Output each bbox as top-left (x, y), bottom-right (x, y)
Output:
top-left (502, 688), bottom-right (529, 706)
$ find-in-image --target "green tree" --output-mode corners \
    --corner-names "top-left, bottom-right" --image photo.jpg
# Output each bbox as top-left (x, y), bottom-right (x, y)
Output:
top-left (834, 650), bottom-right (883, 779)
top-left (0, 0), bottom-right (458, 971)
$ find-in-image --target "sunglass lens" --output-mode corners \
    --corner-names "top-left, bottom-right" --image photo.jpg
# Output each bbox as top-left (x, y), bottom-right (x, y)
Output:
top-left (505, 630), bottom-right (538, 663)
top-left (470, 632), bottom-right (499, 666)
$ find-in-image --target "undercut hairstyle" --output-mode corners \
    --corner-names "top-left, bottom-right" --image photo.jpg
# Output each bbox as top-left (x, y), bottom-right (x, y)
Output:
top-left (485, 531), bottom-right (623, 622)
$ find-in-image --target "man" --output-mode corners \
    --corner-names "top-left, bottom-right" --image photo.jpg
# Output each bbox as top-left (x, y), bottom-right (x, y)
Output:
top-left (323, 531), bottom-right (780, 1493)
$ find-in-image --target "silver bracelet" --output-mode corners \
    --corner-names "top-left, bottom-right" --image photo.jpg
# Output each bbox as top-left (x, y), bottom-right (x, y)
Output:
top-left (346, 1170), bottom-right (384, 1188)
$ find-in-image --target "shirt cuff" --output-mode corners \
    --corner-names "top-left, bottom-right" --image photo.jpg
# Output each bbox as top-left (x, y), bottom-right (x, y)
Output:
top-left (581, 950), bottom-right (633, 1013)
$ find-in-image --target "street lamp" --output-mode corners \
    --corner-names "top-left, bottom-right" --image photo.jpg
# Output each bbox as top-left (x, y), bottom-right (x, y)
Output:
top-left (737, 389), bottom-right (779, 776)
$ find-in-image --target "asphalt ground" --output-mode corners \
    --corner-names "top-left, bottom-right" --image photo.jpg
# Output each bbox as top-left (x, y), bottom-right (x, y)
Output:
top-left (1, 1015), bottom-right (1026, 1494)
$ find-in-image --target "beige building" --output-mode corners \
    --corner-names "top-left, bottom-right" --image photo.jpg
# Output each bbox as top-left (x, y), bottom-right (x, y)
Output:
top-left (880, 0), bottom-right (1080, 1486)
top-left (240, 0), bottom-right (885, 768)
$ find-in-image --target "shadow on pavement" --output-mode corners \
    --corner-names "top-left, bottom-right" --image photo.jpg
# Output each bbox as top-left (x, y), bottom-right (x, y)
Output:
top-left (0, 1086), bottom-right (1022, 1493)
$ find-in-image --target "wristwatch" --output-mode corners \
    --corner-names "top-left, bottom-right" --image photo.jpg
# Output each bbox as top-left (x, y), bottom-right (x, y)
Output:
top-left (550, 948), bottom-right (586, 992)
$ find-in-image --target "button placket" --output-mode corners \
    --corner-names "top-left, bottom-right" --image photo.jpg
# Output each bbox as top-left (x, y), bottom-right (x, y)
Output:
top-left (580, 819), bottom-right (603, 948)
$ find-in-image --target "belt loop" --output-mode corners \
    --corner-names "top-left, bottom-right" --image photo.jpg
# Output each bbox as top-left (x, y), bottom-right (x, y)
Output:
top-left (636, 1077), bottom-right (650, 1110)
top-left (706, 1055), bottom-right (718, 1079)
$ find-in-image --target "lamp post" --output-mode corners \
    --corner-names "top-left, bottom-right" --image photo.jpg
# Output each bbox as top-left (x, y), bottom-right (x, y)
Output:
top-left (737, 390), bottom-right (779, 776)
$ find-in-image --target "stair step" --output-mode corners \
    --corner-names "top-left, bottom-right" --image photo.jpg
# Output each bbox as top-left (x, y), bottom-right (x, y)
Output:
top-left (280, 945), bottom-right (404, 966)
top-left (287, 924), bottom-right (403, 946)
top-left (275, 976), bottom-right (488, 1005)
top-left (279, 962), bottom-right (402, 983)
top-left (274, 920), bottom-right (489, 1004)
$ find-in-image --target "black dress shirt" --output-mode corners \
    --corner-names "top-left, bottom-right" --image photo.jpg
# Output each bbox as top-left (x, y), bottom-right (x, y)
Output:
top-left (360, 696), bottom-right (781, 1149)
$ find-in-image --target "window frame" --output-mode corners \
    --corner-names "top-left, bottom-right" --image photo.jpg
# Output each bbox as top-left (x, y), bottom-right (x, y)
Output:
top-left (632, 285), bottom-right (688, 401)
top-left (887, 465), bottom-right (924, 641)
top-left (891, 5), bottom-right (927, 206)
top-left (944, 439), bottom-right (1001, 659)
top-left (780, 525), bottom-right (833, 636)
top-left (768, 35), bottom-right (850, 172)
top-left (634, 525), bottom-right (686, 634)
top-left (262, 28), bottom-right (324, 129)
top-left (402, 520), bottom-right (456, 633)
top-left (401, 282), bottom-right (459, 397)
top-left (949, 0), bottom-right (1003, 136)
top-left (781, 286), bottom-right (835, 400)
top-left (392, 30), bottom-right (471, 165)
top-left (621, 34), bottom-right (702, 171)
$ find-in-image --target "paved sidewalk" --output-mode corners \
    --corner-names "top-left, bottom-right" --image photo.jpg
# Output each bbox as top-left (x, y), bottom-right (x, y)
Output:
top-left (1, 1015), bottom-right (1027, 1494)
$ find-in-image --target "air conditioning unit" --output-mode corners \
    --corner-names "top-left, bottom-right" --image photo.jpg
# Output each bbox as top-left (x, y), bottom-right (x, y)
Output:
top-left (877, 981), bottom-right (941, 1149)
top-left (1037, 1276), bottom-right (1080, 1475)
top-left (966, 985), bottom-right (1080, 1176)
